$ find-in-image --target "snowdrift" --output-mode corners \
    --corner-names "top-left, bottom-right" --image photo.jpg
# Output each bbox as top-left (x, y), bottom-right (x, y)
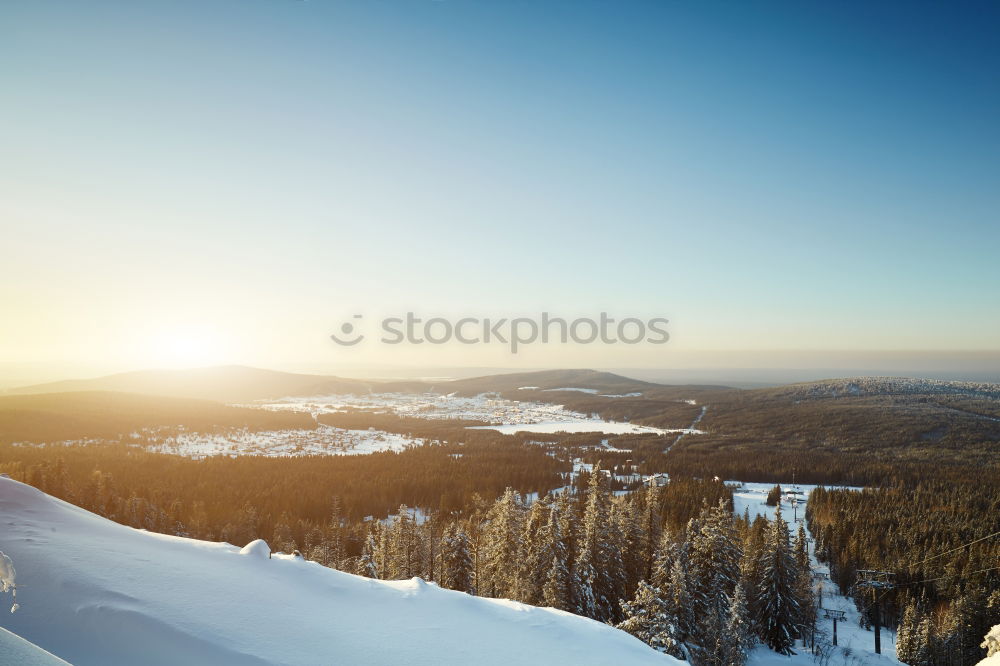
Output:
top-left (0, 476), bottom-right (673, 665)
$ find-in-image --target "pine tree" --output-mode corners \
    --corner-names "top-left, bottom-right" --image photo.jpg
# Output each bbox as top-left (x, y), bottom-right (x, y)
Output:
top-left (756, 505), bottom-right (799, 655)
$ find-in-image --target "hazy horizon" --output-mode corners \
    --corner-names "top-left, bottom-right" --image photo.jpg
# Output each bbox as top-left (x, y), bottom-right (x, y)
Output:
top-left (5, 349), bottom-right (1000, 391)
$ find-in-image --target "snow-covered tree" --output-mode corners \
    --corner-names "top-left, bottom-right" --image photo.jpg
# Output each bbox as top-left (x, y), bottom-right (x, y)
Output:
top-left (897, 598), bottom-right (921, 664)
top-left (541, 503), bottom-right (576, 611)
top-left (640, 479), bottom-right (662, 583)
top-left (518, 496), bottom-right (552, 605)
top-left (357, 529), bottom-right (380, 579)
top-left (756, 505), bottom-right (799, 655)
top-left (982, 623), bottom-right (1000, 657)
top-left (0, 550), bottom-right (17, 613)
top-left (480, 488), bottom-right (525, 599)
top-left (719, 583), bottom-right (753, 666)
top-left (439, 523), bottom-right (475, 594)
top-left (385, 505), bottom-right (420, 579)
top-left (687, 501), bottom-right (742, 665)
top-left (617, 581), bottom-right (681, 655)
top-left (576, 463), bottom-right (626, 622)
top-left (660, 555), bottom-right (696, 661)
top-left (792, 524), bottom-right (815, 643)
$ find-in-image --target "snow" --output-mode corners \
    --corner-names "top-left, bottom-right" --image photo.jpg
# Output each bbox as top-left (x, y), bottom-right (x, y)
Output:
top-left (0, 476), bottom-right (675, 666)
top-left (239, 539), bottom-right (271, 559)
top-left (255, 392), bottom-right (699, 438)
top-left (980, 625), bottom-right (1000, 664)
top-left (730, 482), bottom-right (901, 666)
top-left (140, 425), bottom-right (422, 458)
top-left (249, 391), bottom-right (601, 424)
top-left (470, 421), bottom-right (699, 435)
top-left (0, 627), bottom-right (70, 666)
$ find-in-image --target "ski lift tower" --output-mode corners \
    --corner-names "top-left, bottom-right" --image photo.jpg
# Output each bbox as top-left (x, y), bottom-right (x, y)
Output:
top-left (821, 608), bottom-right (847, 646)
top-left (854, 570), bottom-right (895, 654)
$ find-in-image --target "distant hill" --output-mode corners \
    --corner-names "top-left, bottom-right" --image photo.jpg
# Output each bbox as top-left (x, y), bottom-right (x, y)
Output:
top-left (405, 368), bottom-right (658, 395)
top-left (0, 391), bottom-right (314, 444)
top-left (9, 366), bottom-right (723, 405)
top-left (668, 376), bottom-right (1000, 475)
top-left (9, 366), bottom-right (374, 403)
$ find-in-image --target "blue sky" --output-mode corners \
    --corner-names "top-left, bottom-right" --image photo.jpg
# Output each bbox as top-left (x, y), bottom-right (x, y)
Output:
top-left (2, 1), bottom-right (999, 374)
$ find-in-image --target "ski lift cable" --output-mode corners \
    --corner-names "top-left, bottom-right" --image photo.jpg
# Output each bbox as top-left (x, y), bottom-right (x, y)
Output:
top-left (905, 529), bottom-right (1000, 569)
top-left (895, 564), bottom-right (1000, 588)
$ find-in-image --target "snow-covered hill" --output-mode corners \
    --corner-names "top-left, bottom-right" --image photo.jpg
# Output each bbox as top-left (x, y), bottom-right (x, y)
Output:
top-left (0, 475), bottom-right (673, 665)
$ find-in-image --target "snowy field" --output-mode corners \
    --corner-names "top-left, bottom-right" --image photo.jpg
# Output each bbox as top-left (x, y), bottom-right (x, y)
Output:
top-left (139, 425), bottom-right (423, 458)
top-left (252, 392), bottom-right (703, 437)
top-left (11, 426), bottom-right (426, 459)
top-left (0, 476), bottom-right (674, 666)
top-left (729, 482), bottom-right (901, 666)
top-left (470, 421), bottom-right (695, 435)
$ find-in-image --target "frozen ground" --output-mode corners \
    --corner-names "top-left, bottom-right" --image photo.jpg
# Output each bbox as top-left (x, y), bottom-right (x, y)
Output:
top-left (730, 482), bottom-right (902, 666)
top-left (140, 425), bottom-right (423, 458)
top-left (253, 392), bottom-right (703, 437)
top-left (470, 421), bottom-right (697, 435)
top-left (0, 476), bottom-right (674, 666)
top-left (12, 426), bottom-right (425, 459)
top-left (0, 627), bottom-right (69, 666)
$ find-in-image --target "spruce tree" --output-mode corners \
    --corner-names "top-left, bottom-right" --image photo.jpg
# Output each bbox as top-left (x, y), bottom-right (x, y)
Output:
top-left (576, 463), bottom-right (625, 622)
top-left (480, 488), bottom-right (525, 599)
top-left (617, 581), bottom-right (679, 654)
top-left (541, 503), bottom-right (576, 611)
top-left (641, 480), bottom-right (662, 582)
top-left (358, 529), bottom-right (380, 579)
top-left (896, 598), bottom-right (920, 664)
top-left (661, 555), bottom-right (696, 661)
top-left (439, 523), bottom-right (475, 593)
top-left (688, 501), bottom-right (742, 665)
top-left (756, 505), bottom-right (799, 655)
top-left (792, 524), bottom-right (815, 644)
top-left (720, 582), bottom-right (753, 666)
top-left (518, 497), bottom-right (552, 605)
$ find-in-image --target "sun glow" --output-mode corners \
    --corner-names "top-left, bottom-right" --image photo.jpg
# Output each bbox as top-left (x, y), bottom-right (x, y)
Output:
top-left (146, 325), bottom-right (223, 368)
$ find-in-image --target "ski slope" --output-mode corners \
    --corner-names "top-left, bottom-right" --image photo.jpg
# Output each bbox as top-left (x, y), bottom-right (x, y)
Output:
top-left (731, 482), bottom-right (902, 666)
top-left (0, 475), bottom-right (674, 666)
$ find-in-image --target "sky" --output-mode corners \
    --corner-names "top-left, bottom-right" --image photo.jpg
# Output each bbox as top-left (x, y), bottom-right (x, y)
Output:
top-left (2, 1), bottom-right (999, 382)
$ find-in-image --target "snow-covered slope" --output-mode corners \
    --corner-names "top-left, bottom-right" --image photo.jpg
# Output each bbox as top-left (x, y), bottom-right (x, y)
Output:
top-left (0, 627), bottom-right (70, 665)
top-left (0, 476), bottom-right (673, 666)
